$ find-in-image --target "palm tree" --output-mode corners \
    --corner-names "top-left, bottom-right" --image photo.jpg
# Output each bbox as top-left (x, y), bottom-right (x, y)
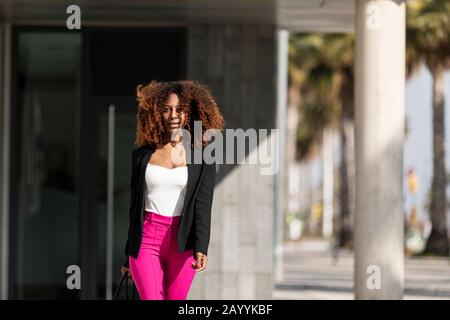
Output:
top-left (289, 33), bottom-right (355, 247)
top-left (406, 0), bottom-right (450, 255)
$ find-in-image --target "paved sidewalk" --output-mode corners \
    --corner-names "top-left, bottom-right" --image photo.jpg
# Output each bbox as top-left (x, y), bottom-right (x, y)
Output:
top-left (274, 238), bottom-right (450, 300)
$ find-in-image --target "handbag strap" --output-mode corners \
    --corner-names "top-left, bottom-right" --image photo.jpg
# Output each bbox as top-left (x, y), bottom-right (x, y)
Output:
top-left (113, 272), bottom-right (129, 300)
top-left (132, 281), bottom-right (138, 300)
top-left (113, 271), bottom-right (139, 300)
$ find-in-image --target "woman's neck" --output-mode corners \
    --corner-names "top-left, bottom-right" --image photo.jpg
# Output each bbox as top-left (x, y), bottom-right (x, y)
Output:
top-left (159, 134), bottom-right (184, 148)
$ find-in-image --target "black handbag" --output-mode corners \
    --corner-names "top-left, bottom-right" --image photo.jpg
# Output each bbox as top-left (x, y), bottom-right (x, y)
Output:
top-left (113, 271), bottom-right (140, 300)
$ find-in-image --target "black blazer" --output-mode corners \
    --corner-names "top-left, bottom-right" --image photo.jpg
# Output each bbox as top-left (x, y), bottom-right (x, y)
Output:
top-left (123, 143), bottom-right (216, 267)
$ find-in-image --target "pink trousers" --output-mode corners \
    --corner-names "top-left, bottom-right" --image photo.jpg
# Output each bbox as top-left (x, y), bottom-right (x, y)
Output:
top-left (129, 211), bottom-right (197, 300)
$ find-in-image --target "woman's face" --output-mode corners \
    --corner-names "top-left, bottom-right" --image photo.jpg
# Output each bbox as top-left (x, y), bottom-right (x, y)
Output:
top-left (161, 93), bottom-right (187, 137)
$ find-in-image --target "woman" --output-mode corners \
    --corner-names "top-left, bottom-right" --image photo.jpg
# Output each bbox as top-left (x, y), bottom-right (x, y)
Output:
top-left (120, 80), bottom-right (224, 300)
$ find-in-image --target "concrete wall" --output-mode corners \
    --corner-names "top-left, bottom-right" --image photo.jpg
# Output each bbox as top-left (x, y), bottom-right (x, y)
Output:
top-left (186, 25), bottom-right (277, 299)
top-left (0, 21), bottom-right (4, 300)
top-left (0, 21), bottom-right (11, 300)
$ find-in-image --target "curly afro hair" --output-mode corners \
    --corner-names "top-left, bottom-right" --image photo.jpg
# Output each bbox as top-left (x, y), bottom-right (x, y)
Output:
top-left (135, 80), bottom-right (225, 148)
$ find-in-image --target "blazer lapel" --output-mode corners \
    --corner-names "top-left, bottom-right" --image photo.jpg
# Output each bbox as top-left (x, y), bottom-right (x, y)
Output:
top-left (137, 146), bottom-right (154, 225)
top-left (181, 161), bottom-right (202, 216)
top-left (138, 145), bottom-right (155, 184)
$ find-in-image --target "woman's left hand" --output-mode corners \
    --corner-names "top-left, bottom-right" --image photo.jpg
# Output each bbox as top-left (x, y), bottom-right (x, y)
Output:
top-left (192, 252), bottom-right (208, 272)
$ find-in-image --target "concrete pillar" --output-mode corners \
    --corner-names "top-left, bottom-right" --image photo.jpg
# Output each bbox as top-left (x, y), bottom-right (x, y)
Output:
top-left (274, 29), bottom-right (288, 283)
top-left (0, 20), bottom-right (11, 300)
top-left (187, 25), bottom-right (276, 299)
top-left (322, 127), bottom-right (334, 238)
top-left (354, 0), bottom-right (405, 299)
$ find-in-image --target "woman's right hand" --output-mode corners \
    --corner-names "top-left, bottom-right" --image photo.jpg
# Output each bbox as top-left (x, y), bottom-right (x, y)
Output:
top-left (121, 266), bottom-right (133, 280)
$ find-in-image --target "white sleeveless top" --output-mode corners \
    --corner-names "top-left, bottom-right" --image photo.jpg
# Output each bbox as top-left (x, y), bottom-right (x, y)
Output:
top-left (144, 163), bottom-right (188, 217)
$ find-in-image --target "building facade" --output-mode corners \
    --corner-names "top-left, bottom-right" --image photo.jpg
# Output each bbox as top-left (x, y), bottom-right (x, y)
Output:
top-left (1, 0), bottom-right (407, 300)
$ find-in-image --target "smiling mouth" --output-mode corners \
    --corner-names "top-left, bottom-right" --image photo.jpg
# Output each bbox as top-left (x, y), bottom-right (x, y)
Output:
top-left (169, 123), bottom-right (180, 128)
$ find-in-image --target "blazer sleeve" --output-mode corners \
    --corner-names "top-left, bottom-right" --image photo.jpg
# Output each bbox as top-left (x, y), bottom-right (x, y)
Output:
top-left (193, 161), bottom-right (216, 258)
top-left (123, 148), bottom-right (138, 268)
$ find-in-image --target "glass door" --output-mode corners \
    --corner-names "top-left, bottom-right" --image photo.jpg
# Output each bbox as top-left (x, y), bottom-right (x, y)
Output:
top-left (94, 99), bottom-right (137, 299)
top-left (11, 29), bottom-right (82, 299)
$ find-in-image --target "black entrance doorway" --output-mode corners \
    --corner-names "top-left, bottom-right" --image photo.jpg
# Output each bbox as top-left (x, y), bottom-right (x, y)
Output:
top-left (81, 27), bottom-right (186, 300)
